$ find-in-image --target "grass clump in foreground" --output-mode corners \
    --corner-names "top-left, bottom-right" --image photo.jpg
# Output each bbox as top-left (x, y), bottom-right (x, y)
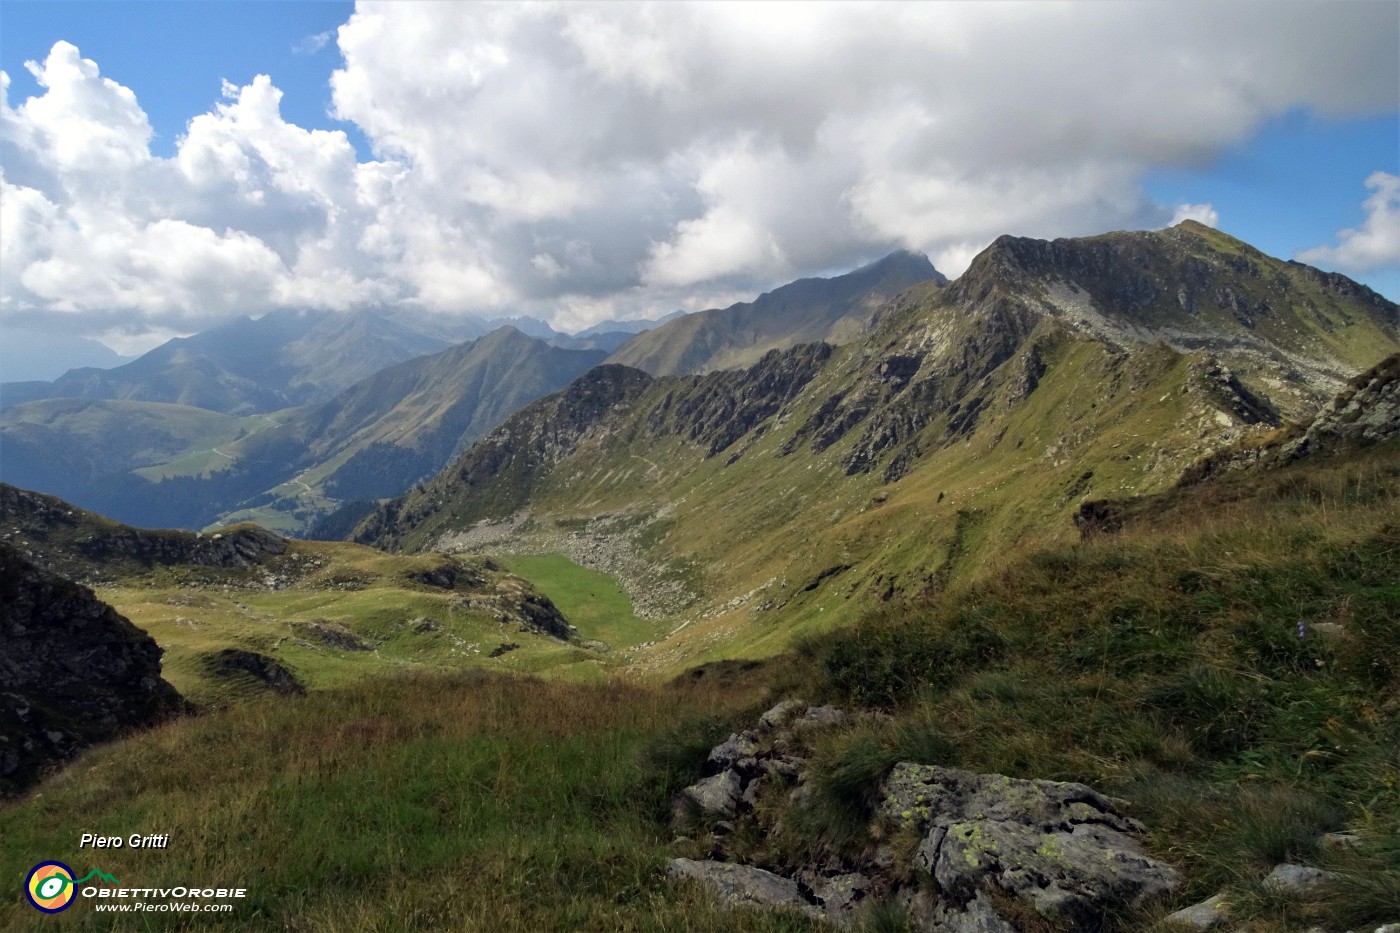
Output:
top-left (766, 444), bottom-right (1400, 929)
top-left (1, 668), bottom-right (819, 932)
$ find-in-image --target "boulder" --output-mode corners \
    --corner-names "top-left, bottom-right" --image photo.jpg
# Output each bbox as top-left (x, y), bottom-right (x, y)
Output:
top-left (1, 546), bottom-right (185, 795)
top-left (758, 699), bottom-right (807, 730)
top-left (683, 770), bottom-right (742, 819)
top-left (1164, 893), bottom-right (1230, 930)
top-left (667, 858), bottom-right (822, 920)
top-left (1261, 863), bottom-right (1337, 895)
top-left (911, 889), bottom-right (1019, 933)
top-left (797, 870), bottom-right (872, 922)
top-left (203, 649), bottom-right (304, 696)
top-left (881, 763), bottom-right (1179, 927)
top-left (706, 730), bottom-right (761, 772)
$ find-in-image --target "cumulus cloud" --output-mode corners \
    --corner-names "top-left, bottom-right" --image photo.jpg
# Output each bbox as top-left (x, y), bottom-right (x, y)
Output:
top-left (1170, 203), bottom-right (1220, 228)
top-left (1297, 172), bottom-right (1400, 273)
top-left (2, 2), bottom-right (1397, 346)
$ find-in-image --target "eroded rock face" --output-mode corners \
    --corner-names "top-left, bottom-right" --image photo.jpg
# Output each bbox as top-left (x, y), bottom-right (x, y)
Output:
top-left (1181, 352), bottom-right (1400, 484)
top-left (1, 545), bottom-right (185, 796)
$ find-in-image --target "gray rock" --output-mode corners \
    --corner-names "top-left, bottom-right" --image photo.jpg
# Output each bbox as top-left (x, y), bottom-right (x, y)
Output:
top-left (667, 858), bottom-right (822, 919)
top-left (683, 770), bottom-right (742, 818)
top-left (1320, 831), bottom-right (1362, 850)
top-left (882, 763), bottom-right (1179, 928)
top-left (740, 776), bottom-right (765, 810)
top-left (797, 870), bottom-right (872, 921)
top-left (788, 783), bottom-right (815, 807)
top-left (294, 620), bottom-right (373, 651)
top-left (911, 889), bottom-right (1019, 933)
top-left (706, 730), bottom-right (761, 772)
top-left (204, 649), bottom-right (305, 696)
top-left (759, 755), bottom-right (805, 781)
top-left (758, 699), bottom-right (807, 730)
top-left (1374, 925), bottom-right (1400, 933)
top-left (792, 705), bottom-right (847, 733)
top-left (1164, 893), bottom-right (1230, 930)
top-left (1262, 863), bottom-right (1338, 895)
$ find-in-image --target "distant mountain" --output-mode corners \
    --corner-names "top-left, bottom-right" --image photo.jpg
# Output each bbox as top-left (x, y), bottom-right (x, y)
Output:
top-left (546, 331), bottom-right (637, 353)
top-left (483, 315), bottom-right (557, 340)
top-left (605, 250), bottom-right (944, 376)
top-left (0, 308), bottom-right (485, 414)
top-left (0, 328), bottom-right (131, 383)
top-left (353, 223), bottom-right (1398, 665)
top-left (575, 310), bottom-right (686, 338)
top-left (0, 327), bottom-right (605, 533)
top-left (262, 326), bottom-right (609, 504)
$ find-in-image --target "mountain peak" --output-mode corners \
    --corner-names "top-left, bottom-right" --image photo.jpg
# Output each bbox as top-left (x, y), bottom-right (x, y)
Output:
top-left (607, 252), bottom-right (943, 376)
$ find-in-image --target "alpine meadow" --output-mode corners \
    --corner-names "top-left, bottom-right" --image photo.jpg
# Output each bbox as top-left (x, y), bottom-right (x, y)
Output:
top-left (2, 3), bottom-right (1399, 931)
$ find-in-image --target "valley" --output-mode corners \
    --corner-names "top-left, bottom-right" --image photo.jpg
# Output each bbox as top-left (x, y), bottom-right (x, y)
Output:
top-left (3, 225), bottom-right (1399, 931)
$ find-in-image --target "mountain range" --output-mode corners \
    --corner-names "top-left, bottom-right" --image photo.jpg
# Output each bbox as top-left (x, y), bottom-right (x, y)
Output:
top-left (0, 254), bottom-right (931, 535)
top-left (4, 219), bottom-right (1400, 931)
top-left (351, 222), bottom-right (1398, 663)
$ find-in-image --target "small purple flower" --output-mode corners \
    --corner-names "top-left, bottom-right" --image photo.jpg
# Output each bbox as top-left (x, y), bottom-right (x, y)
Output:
top-left (1297, 619), bottom-right (1307, 639)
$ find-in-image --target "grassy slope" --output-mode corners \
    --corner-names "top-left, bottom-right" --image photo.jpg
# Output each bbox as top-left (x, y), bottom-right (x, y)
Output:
top-left (0, 399), bottom-right (271, 480)
top-left (3, 443), bottom-right (1396, 931)
top-left (0, 669), bottom-right (819, 932)
top-left (761, 440), bottom-right (1400, 929)
top-left (412, 333), bottom-right (1227, 674)
top-left (96, 540), bottom-right (631, 707)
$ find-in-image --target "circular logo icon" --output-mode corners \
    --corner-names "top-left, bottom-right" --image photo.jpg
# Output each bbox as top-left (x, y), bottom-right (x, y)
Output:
top-left (26, 862), bottom-right (76, 913)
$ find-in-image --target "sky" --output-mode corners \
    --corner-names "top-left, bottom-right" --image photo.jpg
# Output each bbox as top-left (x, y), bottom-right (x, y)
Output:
top-left (1, 1), bottom-right (1398, 366)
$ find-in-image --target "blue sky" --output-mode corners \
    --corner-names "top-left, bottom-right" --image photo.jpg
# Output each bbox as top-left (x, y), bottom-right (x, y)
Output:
top-left (2, 2), bottom-right (364, 157)
top-left (1, 1), bottom-right (1397, 365)
top-left (1145, 111), bottom-right (1400, 299)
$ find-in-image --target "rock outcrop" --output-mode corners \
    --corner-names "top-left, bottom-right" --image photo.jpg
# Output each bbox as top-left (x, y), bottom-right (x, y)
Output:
top-left (201, 649), bottom-right (304, 697)
top-left (669, 701), bottom-right (1181, 931)
top-left (1, 482), bottom-right (286, 580)
top-left (1, 545), bottom-right (185, 796)
top-left (881, 763), bottom-right (1179, 928)
top-left (1180, 352), bottom-right (1400, 484)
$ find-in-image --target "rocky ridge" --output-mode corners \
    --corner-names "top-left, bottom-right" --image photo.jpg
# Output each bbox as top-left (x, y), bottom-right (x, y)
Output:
top-left (351, 224), bottom-right (1400, 662)
top-left (976, 221), bottom-right (1397, 418)
top-left (2, 483), bottom-right (286, 582)
top-left (1180, 351), bottom-right (1400, 484)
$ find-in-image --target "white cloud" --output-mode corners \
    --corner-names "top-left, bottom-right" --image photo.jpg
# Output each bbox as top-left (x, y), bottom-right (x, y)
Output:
top-left (1170, 203), bottom-right (1220, 228)
top-left (1296, 172), bottom-right (1400, 273)
top-left (294, 30), bottom-right (335, 56)
top-left (2, 2), bottom-right (1397, 346)
top-left (17, 41), bottom-right (150, 172)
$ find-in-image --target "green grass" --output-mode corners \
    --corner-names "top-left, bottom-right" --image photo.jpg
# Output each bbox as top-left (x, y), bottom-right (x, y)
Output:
top-left (499, 554), bottom-right (661, 650)
top-left (96, 541), bottom-right (631, 707)
top-left (756, 444), bottom-right (1400, 929)
top-left (6, 392), bottom-right (1400, 929)
top-left (0, 672), bottom-right (820, 932)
